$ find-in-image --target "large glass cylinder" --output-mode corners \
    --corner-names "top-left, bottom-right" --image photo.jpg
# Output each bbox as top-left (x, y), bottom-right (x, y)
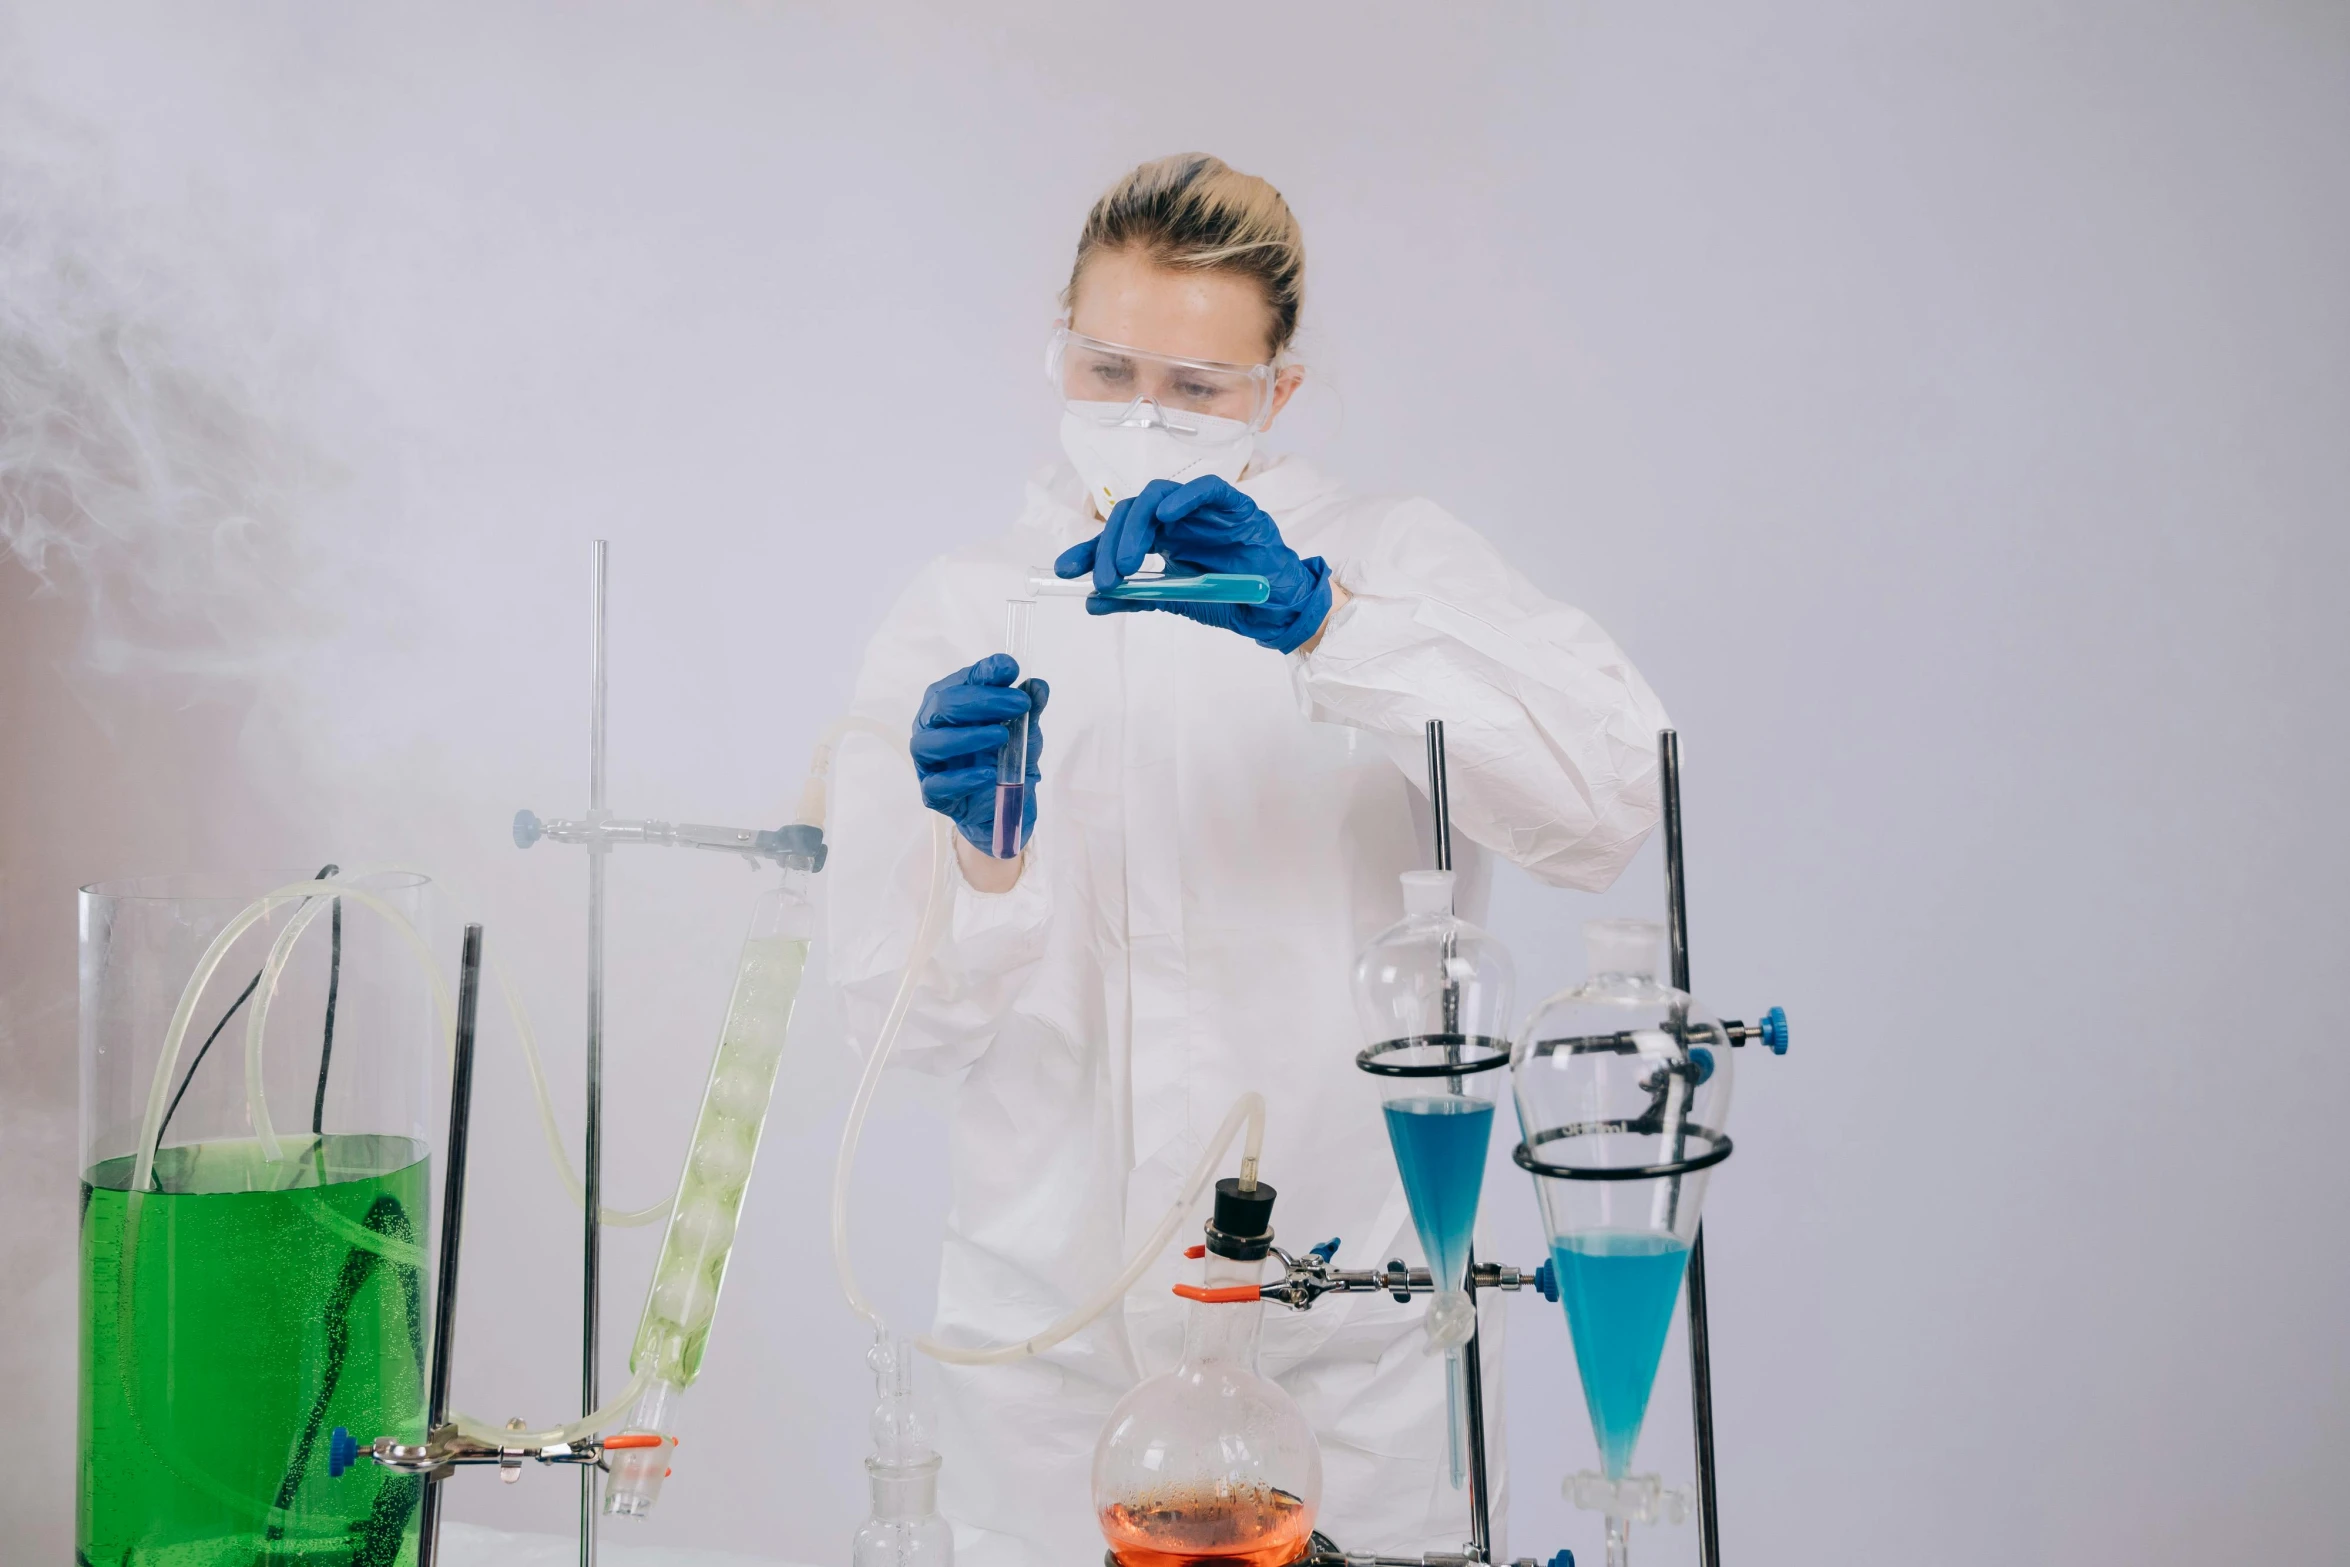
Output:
top-left (79, 870), bottom-right (437, 1567)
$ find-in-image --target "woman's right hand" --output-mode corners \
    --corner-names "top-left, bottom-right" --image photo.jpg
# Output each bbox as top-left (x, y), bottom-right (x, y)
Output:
top-left (909, 654), bottom-right (1049, 857)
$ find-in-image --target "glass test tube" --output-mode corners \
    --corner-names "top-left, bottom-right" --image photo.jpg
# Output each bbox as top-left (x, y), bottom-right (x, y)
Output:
top-left (992, 598), bottom-right (1034, 860)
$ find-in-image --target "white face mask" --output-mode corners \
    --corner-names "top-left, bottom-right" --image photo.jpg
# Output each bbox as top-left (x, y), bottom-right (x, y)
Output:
top-left (1059, 405), bottom-right (1256, 517)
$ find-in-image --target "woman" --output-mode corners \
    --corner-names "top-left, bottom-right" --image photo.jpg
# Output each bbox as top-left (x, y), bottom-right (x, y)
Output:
top-left (826, 153), bottom-right (1670, 1567)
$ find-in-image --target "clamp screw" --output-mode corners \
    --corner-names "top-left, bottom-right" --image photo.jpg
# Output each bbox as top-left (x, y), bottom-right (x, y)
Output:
top-left (1533, 1259), bottom-right (1559, 1303)
top-left (513, 809), bottom-right (544, 849)
top-left (1760, 1005), bottom-right (1789, 1056)
top-left (1309, 1238), bottom-right (1340, 1265)
top-left (1549, 1551), bottom-right (1576, 1567)
top-left (328, 1427), bottom-right (358, 1479)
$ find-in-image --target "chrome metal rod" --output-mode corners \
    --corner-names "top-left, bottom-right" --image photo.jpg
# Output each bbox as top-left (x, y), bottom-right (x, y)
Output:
top-left (419, 924), bottom-right (485, 1567)
top-left (512, 811), bottom-right (827, 871)
top-left (1421, 716), bottom-right (1485, 1555)
top-left (581, 541), bottom-right (609, 1567)
top-left (1659, 729), bottom-right (1722, 1567)
top-left (1424, 719), bottom-right (1464, 1078)
top-left (1461, 1248), bottom-right (1492, 1562)
top-left (591, 539), bottom-right (609, 817)
top-left (1425, 720), bottom-right (1452, 872)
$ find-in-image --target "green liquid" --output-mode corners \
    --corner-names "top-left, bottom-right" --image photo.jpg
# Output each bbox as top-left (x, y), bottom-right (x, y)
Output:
top-left (79, 1135), bottom-right (430, 1566)
top-left (630, 935), bottom-right (807, 1388)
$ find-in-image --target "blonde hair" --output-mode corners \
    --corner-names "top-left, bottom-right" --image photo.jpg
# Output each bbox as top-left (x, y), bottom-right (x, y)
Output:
top-left (1062, 154), bottom-right (1305, 357)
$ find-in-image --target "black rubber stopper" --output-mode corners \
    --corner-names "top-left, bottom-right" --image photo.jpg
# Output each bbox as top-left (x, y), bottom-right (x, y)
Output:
top-left (1205, 1176), bottom-right (1277, 1260)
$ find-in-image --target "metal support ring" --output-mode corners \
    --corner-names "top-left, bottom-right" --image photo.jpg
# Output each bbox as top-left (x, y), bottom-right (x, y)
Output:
top-left (1355, 1034), bottom-right (1512, 1078)
top-left (1512, 1124), bottom-right (1733, 1182)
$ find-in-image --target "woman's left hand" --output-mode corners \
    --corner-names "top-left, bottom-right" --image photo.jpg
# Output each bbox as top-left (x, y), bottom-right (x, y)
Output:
top-left (1052, 476), bottom-right (1337, 654)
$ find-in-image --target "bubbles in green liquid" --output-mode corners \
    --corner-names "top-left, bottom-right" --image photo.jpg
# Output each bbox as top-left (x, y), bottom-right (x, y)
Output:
top-left (80, 1134), bottom-right (430, 1566)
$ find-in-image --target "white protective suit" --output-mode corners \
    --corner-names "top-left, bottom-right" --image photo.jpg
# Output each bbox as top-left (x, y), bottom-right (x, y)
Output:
top-left (826, 454), bottom-right (1671, 1567)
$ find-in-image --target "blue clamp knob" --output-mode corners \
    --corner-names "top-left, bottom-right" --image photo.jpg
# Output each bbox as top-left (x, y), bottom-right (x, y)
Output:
top-left (1549, 1550), bottom-right (1576, 1567)
top-left (328, 1426), bottom-right (358, 1479)
top-left (512, 809), bottom-right (544, 850)
top-left (1309, 1238), bottom-right (1340, 1265)
top-left (1689, 1047), bottom-right (1715, 1085)
top-left (1760, 1005), bottom-right (1789, 1056)
top-left (1533, 1258), bottom-right (1558, 1303)
top-left (757, 822), bottom-right (829, 873)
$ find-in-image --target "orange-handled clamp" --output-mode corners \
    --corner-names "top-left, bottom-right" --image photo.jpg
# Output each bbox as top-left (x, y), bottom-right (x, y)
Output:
top-left (1172, 1283), bottom-right (1262, 1303)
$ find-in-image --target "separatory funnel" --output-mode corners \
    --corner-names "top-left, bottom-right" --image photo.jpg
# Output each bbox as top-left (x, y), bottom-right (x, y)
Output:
top-left (1352, 867), bottom-right (1515, 1487)
top-left (1512, 919), bottom-right (1735, 1567)
top-left (1094, 1179), bottom-right (1322, 1567)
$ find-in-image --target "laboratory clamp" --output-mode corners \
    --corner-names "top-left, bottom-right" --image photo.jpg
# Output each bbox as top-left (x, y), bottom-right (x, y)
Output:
top-left (74, 543), bottom-right (1785, 1567)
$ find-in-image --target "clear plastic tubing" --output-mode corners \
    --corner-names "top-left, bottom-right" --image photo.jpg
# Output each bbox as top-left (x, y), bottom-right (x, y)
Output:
top-left (992, 597), bottom-right (1034, 860)
top-left (605, 873), bottom-right (817, 1517)
top-left (132, 874), bottom-right (454, 1206)
top-left (828, 810), bottom-right (1268, 1367)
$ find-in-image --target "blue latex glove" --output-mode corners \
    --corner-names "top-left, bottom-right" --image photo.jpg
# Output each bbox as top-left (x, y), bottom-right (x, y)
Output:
top-left (1052, 475), bottom-right (1335, 654)
top-left (909, 654), bottom-right (1049, 854)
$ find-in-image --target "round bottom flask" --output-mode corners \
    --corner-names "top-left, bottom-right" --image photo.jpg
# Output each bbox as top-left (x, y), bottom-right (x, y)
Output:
top-left (1093, 1180), bottom-right (1322, 1567)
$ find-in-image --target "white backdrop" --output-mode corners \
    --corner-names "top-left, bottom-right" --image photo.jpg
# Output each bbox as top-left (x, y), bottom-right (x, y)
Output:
top-left (3, 4), bottom-right (2346, 1564)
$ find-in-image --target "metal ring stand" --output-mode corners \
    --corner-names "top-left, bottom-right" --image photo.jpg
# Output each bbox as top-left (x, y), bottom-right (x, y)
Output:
top-left (1366, 719), bottom-right (1510, 1565)
top-left (1310, 723), bottom-right (1754, 1567)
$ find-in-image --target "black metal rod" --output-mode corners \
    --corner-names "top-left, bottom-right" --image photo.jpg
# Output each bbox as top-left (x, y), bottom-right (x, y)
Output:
top-left (1684, 1229), bottom-right (1721, 1567)
top-left (583, 540), bottom-right (609, 1567)
top-left (1425, 720), bottom-right (1452, 872)
top-left (1659, 729), bottom-right (1723, 1567)
top-left (1461, 1249), bottom-right (1492, 1562)
top-left (1662, 731), bottom-right (1690, 996)
top-left (420, 923), bottom-right (486, 1567)
top-left (309, 864), bottom-right (344, 1137)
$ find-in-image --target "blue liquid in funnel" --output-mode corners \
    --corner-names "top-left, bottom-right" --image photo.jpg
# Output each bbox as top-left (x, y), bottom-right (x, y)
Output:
top-left (1552, 1231), bottom-right (1691, 1479)
top-left (1382, 1096), bottom-right (1494, 1290)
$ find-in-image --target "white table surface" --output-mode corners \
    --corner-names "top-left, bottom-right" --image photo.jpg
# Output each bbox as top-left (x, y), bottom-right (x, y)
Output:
top-left (439, 1520), bottom-right (804, 1567)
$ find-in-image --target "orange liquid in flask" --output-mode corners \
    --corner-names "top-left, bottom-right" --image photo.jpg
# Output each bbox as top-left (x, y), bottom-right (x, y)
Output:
top-left (1100, 1486), bottom-right (1315, 1567)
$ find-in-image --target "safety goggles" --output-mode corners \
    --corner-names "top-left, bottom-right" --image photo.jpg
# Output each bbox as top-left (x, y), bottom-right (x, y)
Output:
top-left (1045, 325), bottom-right (1277, 442)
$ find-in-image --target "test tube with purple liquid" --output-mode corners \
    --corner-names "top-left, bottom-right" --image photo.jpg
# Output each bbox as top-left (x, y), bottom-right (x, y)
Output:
top-left (992, 597), bottom-right (1035, 859)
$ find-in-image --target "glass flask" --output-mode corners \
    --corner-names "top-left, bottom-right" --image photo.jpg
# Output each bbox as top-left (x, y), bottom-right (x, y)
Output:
top-left (851, 1333), bottom-right (953, 1567)
top-left (80, 870), bottom-right (437, 1567)
top-left (1094, 1179), bottom-right (1322, 1567)
top-left (610, 872), bottom-right (818, 1517)
top-left (1512, 919), bottom-right (1735, 1567)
